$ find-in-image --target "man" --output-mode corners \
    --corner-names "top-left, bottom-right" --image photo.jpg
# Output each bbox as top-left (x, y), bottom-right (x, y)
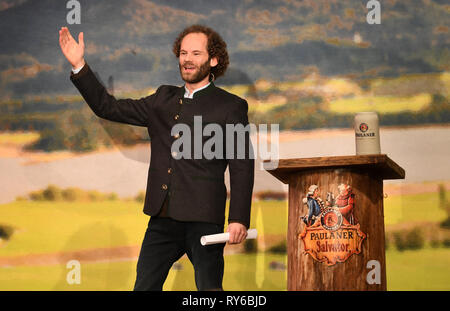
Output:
top-left (58, 24), bottom-right (254, 291)
top-left (302, 185), bottom-right (323, 226)
top-left (335, 184), bottom-right (356, 225)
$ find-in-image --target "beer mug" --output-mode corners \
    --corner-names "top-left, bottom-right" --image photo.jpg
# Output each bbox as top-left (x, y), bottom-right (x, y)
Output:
top-left (354, 112), bottom-right (381, 155)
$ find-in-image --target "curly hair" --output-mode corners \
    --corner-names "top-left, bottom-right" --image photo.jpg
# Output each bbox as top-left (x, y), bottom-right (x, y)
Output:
top-left (173, 24), bottom-right (229, 79)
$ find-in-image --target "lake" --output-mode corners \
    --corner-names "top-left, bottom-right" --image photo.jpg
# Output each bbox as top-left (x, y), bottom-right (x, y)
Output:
top-left (1, 126), bottom-right (449, 204)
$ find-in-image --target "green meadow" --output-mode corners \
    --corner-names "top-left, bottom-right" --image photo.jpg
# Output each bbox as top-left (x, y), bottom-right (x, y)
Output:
top-left (0, 188), bottom-right (449, 291)
top-left (0, 131), bottom-right (40, 146)
top-left (328, 93), bottom-right (432, 115)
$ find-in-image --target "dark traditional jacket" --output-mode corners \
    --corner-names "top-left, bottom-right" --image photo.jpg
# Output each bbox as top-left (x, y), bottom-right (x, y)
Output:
top-left (70, 63), bottom-right (254, 228)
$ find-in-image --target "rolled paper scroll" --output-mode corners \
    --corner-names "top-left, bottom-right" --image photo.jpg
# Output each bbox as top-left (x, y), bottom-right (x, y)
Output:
top-left (200, 229), bottom-right (258, 246)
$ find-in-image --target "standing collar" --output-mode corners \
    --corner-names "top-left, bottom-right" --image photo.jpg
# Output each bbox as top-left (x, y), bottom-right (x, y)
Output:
top-left (184, 82), bottom-right (211, 99)
top-left (180, 81), bottom-right (215, 99)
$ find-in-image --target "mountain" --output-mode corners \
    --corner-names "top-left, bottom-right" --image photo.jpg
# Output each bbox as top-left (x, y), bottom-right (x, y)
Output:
top-left (0, 0), bottom-right (448, 99)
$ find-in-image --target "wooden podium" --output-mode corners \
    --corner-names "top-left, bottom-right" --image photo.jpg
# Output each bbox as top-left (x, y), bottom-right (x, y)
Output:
top-left (264, 154), bottom-right (405, 291)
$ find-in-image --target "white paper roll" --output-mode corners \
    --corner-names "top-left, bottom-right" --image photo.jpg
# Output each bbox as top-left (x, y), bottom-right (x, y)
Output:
top-left (200, 229), bottom-right (258, 246)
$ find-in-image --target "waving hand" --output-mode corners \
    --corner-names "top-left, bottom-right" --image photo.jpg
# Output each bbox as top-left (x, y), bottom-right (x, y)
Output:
top-left (59, 27), bottom-right (85, 69)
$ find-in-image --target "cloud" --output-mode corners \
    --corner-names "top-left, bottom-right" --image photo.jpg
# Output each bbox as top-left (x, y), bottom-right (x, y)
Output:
top-left (241, 27), bottom-right (291, 50)
top-left (121, 0), bottom-right (206, 37)
top-left (0, 0), bottom-right (27, 12)
top-left (238, 8), bottom-right (287, 26)
top-left (85, 42), bottom-right (111, 57)
top-left (0, 53), bottom-right (54, 84)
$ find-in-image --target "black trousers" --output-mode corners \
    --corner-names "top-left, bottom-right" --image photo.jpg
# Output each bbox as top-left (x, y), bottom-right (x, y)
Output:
top-left (133, 217), bottom-right (225, 291)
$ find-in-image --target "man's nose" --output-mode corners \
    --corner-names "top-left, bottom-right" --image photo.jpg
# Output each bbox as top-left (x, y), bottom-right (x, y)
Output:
top-left (183, 52), bottom-right (192, 62)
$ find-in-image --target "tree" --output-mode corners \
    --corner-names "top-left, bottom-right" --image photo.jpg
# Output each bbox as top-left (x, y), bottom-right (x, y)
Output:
top-left (438, 184), bottom-right (450, 229)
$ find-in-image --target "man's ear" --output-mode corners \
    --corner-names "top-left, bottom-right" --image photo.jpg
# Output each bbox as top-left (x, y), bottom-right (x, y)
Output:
top-left (210, 56), bottom-right (218, 67)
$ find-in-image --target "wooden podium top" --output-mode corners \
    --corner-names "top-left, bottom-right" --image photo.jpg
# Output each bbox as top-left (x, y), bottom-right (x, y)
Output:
top-left (263, 154), bottom-right (405, 184)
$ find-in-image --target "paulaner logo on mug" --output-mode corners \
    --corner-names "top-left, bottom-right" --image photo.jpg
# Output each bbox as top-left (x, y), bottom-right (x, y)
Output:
top-left (354, 112), bottom-right (381, 155)
top-left (359, 123), bottom-right (369, 133)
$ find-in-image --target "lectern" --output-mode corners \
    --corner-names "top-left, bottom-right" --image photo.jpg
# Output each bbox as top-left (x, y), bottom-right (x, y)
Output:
top-left (264, 154), bottom-right (405, 291)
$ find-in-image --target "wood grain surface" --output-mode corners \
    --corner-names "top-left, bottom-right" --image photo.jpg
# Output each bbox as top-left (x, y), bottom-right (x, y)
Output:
top-left (264, 155), bottom-right (405, 290)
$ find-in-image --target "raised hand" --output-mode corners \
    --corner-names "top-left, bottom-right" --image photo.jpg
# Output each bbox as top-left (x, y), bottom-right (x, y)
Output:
top-left (59, 27), bottom-right (85, 69)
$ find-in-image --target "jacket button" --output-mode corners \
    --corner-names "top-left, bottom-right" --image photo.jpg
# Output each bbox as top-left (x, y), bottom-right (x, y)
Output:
top-left (174, 114), bottom-right (179, 120)
top-left (167, 168), bottom-right (172, 174)
top-left (171, 151), bottom-right (178, 158)
top-left (179, 99), bottom-right (183, 105)
top-left (161, 184), bottom-right (168, 190)
top-left (173, 133), bottom-right (180, 139)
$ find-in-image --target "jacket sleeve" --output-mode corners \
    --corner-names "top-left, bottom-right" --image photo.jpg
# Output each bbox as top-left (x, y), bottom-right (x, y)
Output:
top-left (225, 99), bottom-right (255, 229)
top-left (70, 63), bottom-right (156, 127)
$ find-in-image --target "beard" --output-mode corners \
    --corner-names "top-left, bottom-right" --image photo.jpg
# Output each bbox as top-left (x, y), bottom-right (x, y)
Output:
top-left (179, 59), bottom-right (211, 84)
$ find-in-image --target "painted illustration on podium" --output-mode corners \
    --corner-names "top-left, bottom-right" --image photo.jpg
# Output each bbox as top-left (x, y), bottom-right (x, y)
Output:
top-left (299, 184), bottom-right (366, 266)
